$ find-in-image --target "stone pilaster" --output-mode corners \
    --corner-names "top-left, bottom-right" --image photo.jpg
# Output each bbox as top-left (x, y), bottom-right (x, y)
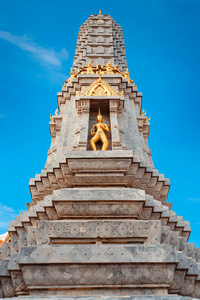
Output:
top-left (76, 99), bottom-right (90, 150)
top-left (109, 99), bottom-right (123, 150)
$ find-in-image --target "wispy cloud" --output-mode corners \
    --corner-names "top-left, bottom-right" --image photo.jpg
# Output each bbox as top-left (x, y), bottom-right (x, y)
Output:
top-left (0, 203), bottom-right (18, 233)
top-left (0, 31), bottom-right (68, 67)
top-left (0, 114), bottom-right (4, 118)
top-left (0, 203), bottom-right (14, 213)
top-left (0, 221), bottom-right (10, 229)
top-left (188, 197), bottom-right (200, 202)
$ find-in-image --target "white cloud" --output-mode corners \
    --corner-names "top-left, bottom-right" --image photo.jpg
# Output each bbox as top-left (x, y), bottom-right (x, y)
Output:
top-left (0, 203), bottom-right (14, 213)
top-left (0, 203), bottom-right (18, 233)
top-left (188, 197), bottom-right (200, 202)
top-left (0, 221), bottom-right (10, 230)
top-left (0, 31), bottom-right (68, 67)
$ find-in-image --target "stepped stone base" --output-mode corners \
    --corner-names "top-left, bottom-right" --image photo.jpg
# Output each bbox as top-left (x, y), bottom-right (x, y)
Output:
top-left (17, 244), bottom-right (177, 297)
top-left (1, 187), bottom-right (199, 299)
top-left (2, 296), bottom-right (199, 300)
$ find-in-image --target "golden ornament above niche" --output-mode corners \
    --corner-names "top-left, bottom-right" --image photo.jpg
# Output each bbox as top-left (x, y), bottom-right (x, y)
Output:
top-left (63, 61), bottom-right (137, 88)
top-left (76, 74), bottom-right (121, 97)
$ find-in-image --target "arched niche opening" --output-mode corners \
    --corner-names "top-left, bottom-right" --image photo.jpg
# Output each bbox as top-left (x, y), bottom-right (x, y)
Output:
top-left (87, 99), bottom-right (111, 151)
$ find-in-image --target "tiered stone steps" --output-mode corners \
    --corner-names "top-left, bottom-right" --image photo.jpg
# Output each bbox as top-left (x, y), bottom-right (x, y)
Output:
top-left (1, 188), bottom-right (200, 298)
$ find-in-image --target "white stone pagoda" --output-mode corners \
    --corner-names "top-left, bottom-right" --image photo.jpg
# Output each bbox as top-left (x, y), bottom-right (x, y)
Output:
top-left (0, 13), bottom-right (199, 300)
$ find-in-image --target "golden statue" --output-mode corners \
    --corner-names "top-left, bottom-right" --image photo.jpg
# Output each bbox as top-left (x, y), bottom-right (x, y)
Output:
top-left (145, 116), bottom-right (151, 123)
top-left (142, 109), bottom-right (146, 116)
top-left (106, 61), bottom-right (114, 74)
top-left (50, 109), bottom-right (59, 122)
top-left (50, 115), bottom-right (54, 122)
top-left (89, 109), bottom-right (109, 151)
top-left (87, 60), bottom-right (95, 74)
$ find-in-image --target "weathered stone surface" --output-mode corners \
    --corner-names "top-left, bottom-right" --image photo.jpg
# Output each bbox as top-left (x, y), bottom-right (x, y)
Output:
top-left (0, 277), bottom-right (15, 298)
top-left (36, 220), bottom-right (162, 244)
top-left (0, 282), bottom-right (4, 298)
top-left (0, 260), bottom-right (10, 276)
top-left (10, 271), bottom-right (27, 295)
top-left (18, 244), bottom-right (177, 296)
top-left (21, 263), bottom-right (175, 286)
top-left (19, 244), bottom-right (178, 264)
top-left (52, 187), bottom-right (145, 201)
top-left (2, 296), bottom-right (200, 300)
top-left (53, 188), bottom-right (145, 219)
top-left (0, 260), bottom-right (16, 297)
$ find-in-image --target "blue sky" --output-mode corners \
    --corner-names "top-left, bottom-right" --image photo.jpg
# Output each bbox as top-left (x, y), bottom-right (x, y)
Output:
top-left (0, 0), bottom-right (200, 245)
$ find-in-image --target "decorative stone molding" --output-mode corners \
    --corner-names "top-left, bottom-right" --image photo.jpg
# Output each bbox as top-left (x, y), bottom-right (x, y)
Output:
top-left (77, 75), bottom-right (120, 97)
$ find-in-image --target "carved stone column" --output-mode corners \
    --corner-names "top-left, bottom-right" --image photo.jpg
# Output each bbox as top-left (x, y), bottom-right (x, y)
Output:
top-left (77, 99), bottom-right (90, 150)
top-left (109, 99), bottom-right (123, 150)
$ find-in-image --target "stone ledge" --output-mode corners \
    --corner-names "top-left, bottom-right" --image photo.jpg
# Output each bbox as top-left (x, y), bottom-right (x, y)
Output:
top-left (52, 188), bottom-right (145, 201)
top-left (29, 153), bottom-right (170, 204)
top-left (19, 244), bottom-right (178, 264)
top-left (2, 297), bottom-right (199, 300)
top-left (65, 150), bottom-right (134, 158)
top-left (36, 220), bottom-right (162, 245)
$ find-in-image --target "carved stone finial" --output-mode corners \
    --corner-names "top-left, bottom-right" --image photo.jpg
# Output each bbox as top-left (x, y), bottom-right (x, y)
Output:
top-left (106, 60), bottom-right (114, 74)
top-left (70, 68), bottom-right (75, 76)
top-left (107, 60), bottom-right (112, 68)
top-left (76, 91), bottom-right (81, 97)
top-left (145, 116), bottom-right (151, 123)
top-left (123, 68), bottom-right (134, 83)
top-left (124, 68), bottom-right (129, 77)
top-left (87, 60), bottom-right (95, 74)
top-left (88, 60), bottom-right (93, 68)
top-left (50, 115), bottom-right (55, 122)
top-left (142, 109), bottom-right (146, 116)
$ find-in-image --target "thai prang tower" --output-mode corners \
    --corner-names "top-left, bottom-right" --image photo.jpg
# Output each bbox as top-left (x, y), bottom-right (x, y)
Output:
top-left (0, 13), bottom-right (200, 300)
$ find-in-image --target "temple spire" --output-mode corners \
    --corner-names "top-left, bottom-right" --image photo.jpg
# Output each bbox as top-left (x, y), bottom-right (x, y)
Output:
top-left (73, 14), bottom-right (127, 72)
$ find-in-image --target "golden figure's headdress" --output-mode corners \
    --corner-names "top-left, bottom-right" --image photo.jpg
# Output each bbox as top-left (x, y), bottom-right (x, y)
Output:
top-left (97, 108), bottom-right (103, 121)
